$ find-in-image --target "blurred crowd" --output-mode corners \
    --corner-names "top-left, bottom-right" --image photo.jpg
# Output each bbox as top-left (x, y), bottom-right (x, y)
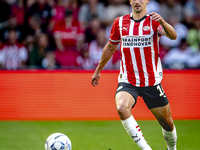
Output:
top-left (0, 0), bottom-right (199, 70)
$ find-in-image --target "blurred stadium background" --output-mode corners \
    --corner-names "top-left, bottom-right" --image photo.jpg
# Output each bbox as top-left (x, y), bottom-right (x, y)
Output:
top-left (0, 0), bottom-right (199, 70)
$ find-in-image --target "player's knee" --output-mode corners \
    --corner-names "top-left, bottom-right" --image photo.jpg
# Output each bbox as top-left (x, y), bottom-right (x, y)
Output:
top-left (115, 92), bottom-right (135, 117)
top-left (161, 117), bottom-right (174, 131)
top-left (117, 105), bottom-right (128, 116)
top-left (116, 100), bottom-right (130, 116)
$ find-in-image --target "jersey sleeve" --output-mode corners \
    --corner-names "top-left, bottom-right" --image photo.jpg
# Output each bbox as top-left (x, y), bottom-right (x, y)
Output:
top-left (153, 20), bottom-right (164, 37)
top-left (109, 17), bottom-right (121, 45)
top-left (157, 24), bottom-right (164, 36)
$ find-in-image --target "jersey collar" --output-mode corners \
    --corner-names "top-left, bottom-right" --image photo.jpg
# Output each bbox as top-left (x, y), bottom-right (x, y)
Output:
top-left (130, 13), bottom-right (149, 23)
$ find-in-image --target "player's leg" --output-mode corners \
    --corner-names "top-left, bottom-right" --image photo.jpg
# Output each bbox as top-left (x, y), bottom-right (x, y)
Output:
top-left (115, 91), bottom-right (152, 150)
top-left (150, 104), bottom-right (177, 150)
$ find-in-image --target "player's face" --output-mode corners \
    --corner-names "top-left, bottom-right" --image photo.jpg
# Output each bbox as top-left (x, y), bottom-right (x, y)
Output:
top-left (129, 0), bottom-right (149, 13)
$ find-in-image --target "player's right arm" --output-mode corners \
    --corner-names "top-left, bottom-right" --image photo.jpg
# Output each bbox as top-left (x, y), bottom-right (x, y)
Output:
top-left (91, 42), bottom-right (118, 86)
top-left (91, 17), bottom-right (120, 86)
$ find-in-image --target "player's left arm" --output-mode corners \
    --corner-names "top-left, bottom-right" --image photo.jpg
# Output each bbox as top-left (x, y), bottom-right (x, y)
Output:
top-left (149, 12), bottom-right (177, 40)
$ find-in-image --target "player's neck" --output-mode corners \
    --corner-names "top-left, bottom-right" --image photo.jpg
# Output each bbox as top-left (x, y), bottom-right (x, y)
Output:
top-left (132, 10), bottom-right (147, 21)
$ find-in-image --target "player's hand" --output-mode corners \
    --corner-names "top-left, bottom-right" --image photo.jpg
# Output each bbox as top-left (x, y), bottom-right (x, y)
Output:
top-left (91, 72), bottom-right (100, 87)
top-left (149, 12), bottom-right (164, 24)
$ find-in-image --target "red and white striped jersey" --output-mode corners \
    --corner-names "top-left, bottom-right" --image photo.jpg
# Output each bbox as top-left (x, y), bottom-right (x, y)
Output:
top-left (109, 13), bottom-right (164, 87)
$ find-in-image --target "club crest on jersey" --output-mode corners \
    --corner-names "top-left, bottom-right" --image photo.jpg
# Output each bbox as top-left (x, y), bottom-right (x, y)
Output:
top-left (143, 25), bottom-right (151, 31)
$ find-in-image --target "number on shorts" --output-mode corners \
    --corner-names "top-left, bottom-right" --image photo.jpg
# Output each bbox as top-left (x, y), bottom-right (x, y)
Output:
top-left (157, 85), bottom-right (164, 97)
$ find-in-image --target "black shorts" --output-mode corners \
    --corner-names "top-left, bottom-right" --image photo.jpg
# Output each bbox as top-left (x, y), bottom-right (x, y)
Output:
top-left (115, 82), bottom-right (169, 109)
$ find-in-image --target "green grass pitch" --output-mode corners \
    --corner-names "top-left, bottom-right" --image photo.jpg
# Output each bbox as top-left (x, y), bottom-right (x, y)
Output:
top-left (0, 120), bottom-right (199, 150)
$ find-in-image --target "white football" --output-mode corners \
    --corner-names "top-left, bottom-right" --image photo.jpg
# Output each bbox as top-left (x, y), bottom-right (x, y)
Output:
top-left (45, 133), bottom-right (72, 150)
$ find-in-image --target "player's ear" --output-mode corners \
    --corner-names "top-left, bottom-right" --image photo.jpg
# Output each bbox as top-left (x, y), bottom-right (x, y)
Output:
top-left (146, 0), bottom-right (150, 4)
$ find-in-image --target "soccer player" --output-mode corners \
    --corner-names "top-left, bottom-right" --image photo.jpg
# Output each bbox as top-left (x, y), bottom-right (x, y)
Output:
top-left (91, 0), bottom-right (177, 150)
